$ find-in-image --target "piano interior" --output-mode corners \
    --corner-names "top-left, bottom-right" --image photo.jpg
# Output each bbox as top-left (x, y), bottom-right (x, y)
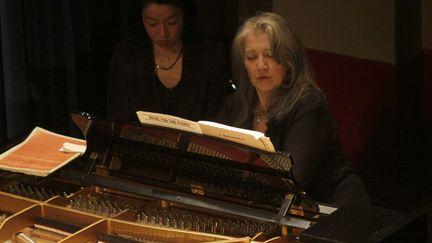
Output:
top-left (0, 112), bottom-right (336, 243)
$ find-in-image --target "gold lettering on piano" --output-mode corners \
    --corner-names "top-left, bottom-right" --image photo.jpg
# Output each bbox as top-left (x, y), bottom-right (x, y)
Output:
top-left (95, 164), bottom-right (109, 176)
top-left (190, 184), bottom-right (205, 195)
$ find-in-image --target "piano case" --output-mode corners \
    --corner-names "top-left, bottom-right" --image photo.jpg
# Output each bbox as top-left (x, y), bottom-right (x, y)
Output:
top-left (0, 112), bottom-right (425, 242)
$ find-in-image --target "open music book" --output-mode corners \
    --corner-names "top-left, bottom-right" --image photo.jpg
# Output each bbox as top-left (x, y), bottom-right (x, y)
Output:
top-left (0, 127), bottom-right (86, 177)
top-left (136, 111), bottom-right (275, 152)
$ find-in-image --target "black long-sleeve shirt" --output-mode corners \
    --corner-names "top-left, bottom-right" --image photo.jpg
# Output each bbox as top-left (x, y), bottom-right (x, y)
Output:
top-left (218, 88), bottom-right (370, 206)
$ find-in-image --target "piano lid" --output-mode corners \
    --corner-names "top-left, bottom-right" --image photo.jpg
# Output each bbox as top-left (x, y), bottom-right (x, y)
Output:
top-left (65, 112), bottom-right (319, 227)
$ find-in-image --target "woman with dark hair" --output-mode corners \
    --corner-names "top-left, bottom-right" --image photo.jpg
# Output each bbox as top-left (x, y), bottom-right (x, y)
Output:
top-left (106, 0), bottom-right (232, 121)
top-left (219, 12), bottom-right (369, 207)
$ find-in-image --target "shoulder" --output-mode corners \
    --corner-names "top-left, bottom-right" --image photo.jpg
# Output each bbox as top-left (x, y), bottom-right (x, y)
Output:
top-left (109, 38), bottom-right (153, 71)
top-left (110, 38), bottom-right (152, 63)
top-left (113, 38), bottom-right (151, 52)
top-left (286, 87), bottom-right (337, 128)
top-left (274, 86), bottom-right (331, 125)
top-left (296, 87), bottom-right (329, 112)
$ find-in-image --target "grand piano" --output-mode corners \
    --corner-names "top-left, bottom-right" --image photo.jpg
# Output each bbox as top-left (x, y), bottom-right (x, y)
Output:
top-left (0, 112), bottom-right (426, 242)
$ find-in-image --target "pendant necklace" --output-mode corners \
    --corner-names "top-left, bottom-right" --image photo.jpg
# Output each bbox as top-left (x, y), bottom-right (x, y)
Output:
top-left (253, 110), bottom-right (268, 123)
top-left (155, 47), bottom-right (183, 71)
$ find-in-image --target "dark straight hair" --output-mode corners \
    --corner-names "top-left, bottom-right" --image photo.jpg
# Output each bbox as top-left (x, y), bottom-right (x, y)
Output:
top-left (138, 0), bottom-right (201, 42)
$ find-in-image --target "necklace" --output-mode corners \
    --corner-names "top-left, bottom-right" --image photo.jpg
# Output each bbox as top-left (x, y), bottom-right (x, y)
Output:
top-left (253, 110), bottom-right (268, 123)
top-left (155, 47), bottom-right (183, 71)
top-left (253, 109), bottom-right (268, 132)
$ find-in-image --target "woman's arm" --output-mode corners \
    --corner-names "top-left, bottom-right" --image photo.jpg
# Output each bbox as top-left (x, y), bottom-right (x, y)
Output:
top-left (277, 93), bottom-right (337, 192)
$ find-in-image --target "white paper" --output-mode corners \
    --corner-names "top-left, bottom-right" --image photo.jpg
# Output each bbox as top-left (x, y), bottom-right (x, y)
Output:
top-left (60, 142), bottom-right (86, 153)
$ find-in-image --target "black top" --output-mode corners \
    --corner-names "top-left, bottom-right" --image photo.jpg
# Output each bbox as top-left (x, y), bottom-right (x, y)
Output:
top-left (155, 75), bottom-right (183, 116)
top-left (217, 88), bottom-right (370, 207)
top-left (106, 38), bottom-right (232, 122)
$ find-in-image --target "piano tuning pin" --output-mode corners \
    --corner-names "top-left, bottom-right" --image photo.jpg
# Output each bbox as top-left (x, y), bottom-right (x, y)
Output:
top-left (6, 184), bottom-right (15, 193)
top-left (172, 218), bottom-right (177, 228)
top-left (35, 190), bottom-right (44, 201)
top-left (48, 188), bottom-right (55, 197)
top-left (41, 187), bottom-right (49, 198)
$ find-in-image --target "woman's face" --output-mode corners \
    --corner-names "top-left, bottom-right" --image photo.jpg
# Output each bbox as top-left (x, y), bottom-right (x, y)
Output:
top-left (243, 32), bottom-right (286, 97)
top-left (142, 3), bottom-right (184, 48)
